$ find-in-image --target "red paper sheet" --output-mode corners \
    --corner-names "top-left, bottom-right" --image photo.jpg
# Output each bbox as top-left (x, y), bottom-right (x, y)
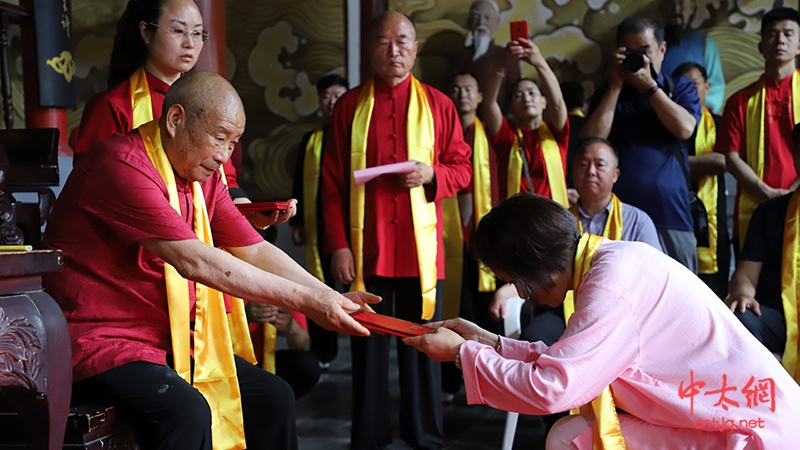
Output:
top-left (352, 311), bottom-right (433, 338)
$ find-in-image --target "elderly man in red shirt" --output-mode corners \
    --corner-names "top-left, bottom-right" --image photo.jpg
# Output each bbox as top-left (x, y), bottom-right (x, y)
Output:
top-left (44, 71), bottom-right (378, 450)
top-left (321, 11), bottom-right (472, 450)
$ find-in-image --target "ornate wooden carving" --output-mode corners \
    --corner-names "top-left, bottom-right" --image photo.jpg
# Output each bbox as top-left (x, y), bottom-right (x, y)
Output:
top-left (0, 306), bottom-right (42, 390)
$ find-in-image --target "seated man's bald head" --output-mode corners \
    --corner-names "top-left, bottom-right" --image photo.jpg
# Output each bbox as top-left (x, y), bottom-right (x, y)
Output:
top-left (160, 71), bottom-right (246, 182)
top-left (162, 71), bottom-right (244, 129)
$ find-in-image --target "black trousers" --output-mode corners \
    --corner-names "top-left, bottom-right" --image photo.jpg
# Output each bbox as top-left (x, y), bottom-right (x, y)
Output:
top-left (442, 249), bottom-right (500, 394)
top-left (274, 349), bottom-right (321, 400)
top-left (735, 306), bottom-right (787, 354)
top-left (351, 277), bottom-right (443, 450)
top-left (519, 304), bottom-right (568, 432)
top-left (308, 254), bottom-right (340, 363)
top-left (72, 356), bottom-right (297, 450)
top-left (520, 304), bottom-right (566, 346)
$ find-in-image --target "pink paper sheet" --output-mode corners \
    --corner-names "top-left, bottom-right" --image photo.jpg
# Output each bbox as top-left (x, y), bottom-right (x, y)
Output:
top-left (353, 161), bottom-right (417, 186)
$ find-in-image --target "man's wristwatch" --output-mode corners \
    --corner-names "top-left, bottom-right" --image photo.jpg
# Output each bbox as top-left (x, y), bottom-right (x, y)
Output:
top-left (644, 84), bottom-right (660, 98)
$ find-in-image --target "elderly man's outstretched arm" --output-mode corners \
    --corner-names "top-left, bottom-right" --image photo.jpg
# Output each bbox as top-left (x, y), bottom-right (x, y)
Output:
top-left (141, 237), bottom-right (378, 336)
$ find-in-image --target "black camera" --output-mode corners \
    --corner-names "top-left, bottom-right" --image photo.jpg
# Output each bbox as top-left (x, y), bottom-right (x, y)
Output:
top-left (622, 50), bottom-right (645, 73)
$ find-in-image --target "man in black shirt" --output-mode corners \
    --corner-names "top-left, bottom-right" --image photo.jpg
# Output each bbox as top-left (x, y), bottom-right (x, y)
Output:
top-left (725, 124), bottom-right (800, 355)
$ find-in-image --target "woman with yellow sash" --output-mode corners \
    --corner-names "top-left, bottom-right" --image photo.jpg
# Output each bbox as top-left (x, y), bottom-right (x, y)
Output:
top-left (73, 0), bottom-right (295, 227)
top-left (482, 37), bottom-right (569, 205)
top-left (406, 193), bottom-right (800, 449)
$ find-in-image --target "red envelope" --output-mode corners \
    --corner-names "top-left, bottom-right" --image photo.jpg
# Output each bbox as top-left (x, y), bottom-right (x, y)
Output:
top-left (352, 311), bottom-right (433, 338)
top-left (236, 201), bottom-right (292, 213)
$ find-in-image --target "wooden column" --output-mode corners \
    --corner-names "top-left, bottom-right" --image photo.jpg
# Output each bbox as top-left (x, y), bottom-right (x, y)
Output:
top-left (194, 0), bottom-right (228, 77)
top-left (18, 0), bottom-right (69, 154)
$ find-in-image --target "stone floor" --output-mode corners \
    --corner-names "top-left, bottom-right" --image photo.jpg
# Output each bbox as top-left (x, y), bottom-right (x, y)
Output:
top-left (294, 334), bottom-right (546, 450)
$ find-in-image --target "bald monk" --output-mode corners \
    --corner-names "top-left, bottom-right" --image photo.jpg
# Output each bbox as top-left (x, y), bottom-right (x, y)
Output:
top-left (44, 71), bottom-right (379, 450)
top-left (321, 11), bottom-right (472, 450)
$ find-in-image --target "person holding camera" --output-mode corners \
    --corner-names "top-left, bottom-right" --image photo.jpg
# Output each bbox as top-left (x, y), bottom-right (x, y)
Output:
top-left (582, 14), bottom-right (701, 273)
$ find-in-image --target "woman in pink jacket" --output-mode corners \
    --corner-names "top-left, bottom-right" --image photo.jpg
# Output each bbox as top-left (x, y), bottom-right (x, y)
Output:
top-left (406, 193), bottom-right (800, 450)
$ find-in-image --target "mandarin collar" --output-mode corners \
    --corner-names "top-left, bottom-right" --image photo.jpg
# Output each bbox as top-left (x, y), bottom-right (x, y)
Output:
top-left (764, 72), bottom-right (795, 88)
top-left (374, 74), bottom-right (412, 94)
top-left (144, 68), bottom-right (172, 94)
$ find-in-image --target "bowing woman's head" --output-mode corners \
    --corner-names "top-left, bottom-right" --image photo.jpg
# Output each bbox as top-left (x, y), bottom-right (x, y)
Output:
top-left (108, 0), bottom-right (205, 88)
top-left (476, 193), bottom-right (580, 308)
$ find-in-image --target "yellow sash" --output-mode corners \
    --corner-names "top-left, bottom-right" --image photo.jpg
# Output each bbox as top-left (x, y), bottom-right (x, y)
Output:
top-left (350, 77), bottom-right (438, 319)
top-left (140, 120), bottom-right (253, 450)
top-left (780, 190), bottom-right (800, 382)
top-left (741, 72), bottom-right (800, 240)
top-left (442, 119), bottom-right (495, 319)
top-left (568, 234), bottom-right (626, 449)
top-left (569, 194), bottom-right (623, 242)
top-left (129, 66), bottom-right (154, 128)
top-left (695, 108), bottom-right (719, 274)
top-left (303, 125), bottom-right (326, 281)
top-left (260, 322), bottom-right (278, 374)
top-left (507, 124), bottom-right (568, 207)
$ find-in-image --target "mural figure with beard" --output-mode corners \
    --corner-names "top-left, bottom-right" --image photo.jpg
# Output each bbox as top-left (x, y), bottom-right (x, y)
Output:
top-left (454, 0), bottom-right (520, 114)
top-left (660, 0), bottom-right (725, 113)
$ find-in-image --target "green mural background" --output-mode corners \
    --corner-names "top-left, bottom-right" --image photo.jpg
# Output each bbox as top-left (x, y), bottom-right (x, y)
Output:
top-left (2, 0), bottom-right (796, 200)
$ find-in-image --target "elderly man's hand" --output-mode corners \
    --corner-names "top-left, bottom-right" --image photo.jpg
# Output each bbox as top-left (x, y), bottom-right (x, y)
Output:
top-left (397, 161), bottom-right (434, 188)
top-left (403, 327), bottom-right (465, 362)
top-left (303, 288), bottom-right (381, 336)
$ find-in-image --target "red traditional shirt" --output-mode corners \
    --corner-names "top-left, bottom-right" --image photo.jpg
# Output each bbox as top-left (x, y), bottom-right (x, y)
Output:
top-left (321, 76), bottom-right (472, 279)
top-left (715, 72), bottom-right (797, 189)
top-left (74, 70), bottom-right (240, 188)
top-left (43, 130), bottom-right (262, 381)
top-left (491, 116), bottom-right (569, 200)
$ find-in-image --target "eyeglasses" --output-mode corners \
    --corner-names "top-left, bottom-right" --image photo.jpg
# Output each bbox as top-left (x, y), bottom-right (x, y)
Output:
top-left (147, 23), bottom-right (209, 43)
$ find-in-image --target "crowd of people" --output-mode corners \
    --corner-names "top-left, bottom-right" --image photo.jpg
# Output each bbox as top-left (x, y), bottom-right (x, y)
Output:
top-left (40, 0), bottom-right (800, 449)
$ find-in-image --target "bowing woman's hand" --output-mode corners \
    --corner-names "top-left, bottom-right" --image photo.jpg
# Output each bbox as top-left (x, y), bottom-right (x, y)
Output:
top-left (403, 326), bottom-right (465, 362)
top-left (404, 318), bottom-right (501, 361)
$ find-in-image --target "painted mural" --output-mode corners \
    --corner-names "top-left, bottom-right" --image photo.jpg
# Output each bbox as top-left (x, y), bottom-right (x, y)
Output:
top-left (2, 0), bottom-right (796, 200)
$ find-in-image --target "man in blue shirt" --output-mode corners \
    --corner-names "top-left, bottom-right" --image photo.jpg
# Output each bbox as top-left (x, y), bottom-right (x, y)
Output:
top-left (660, 0), bottom-right (725, 113)
top-left (582, 14), bottom-right (702, 273)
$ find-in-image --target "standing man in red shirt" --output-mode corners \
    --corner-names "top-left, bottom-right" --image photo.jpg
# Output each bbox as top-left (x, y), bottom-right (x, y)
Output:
top-left (482, 36), bottom-right (570, 204)
top-left (321, 12), bottom-right (472, 450)
top-left (716, 7), bottom-right (800, 247)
